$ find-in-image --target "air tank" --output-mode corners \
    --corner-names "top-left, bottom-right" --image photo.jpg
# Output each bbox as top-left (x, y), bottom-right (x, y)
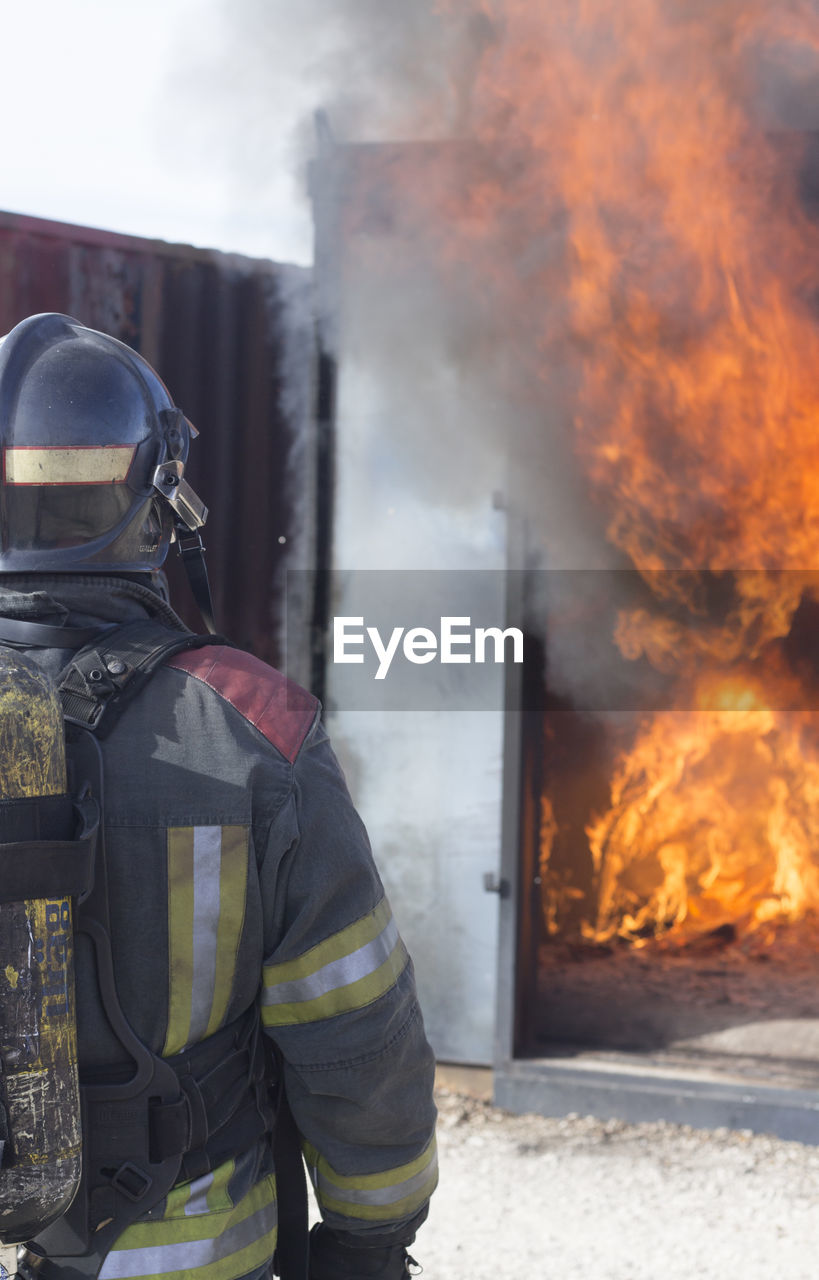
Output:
top-left (0, 650), bottom-right (81, 1242)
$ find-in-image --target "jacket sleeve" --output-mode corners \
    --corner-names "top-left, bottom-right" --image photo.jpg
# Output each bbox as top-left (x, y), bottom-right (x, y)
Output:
top-left (257, 718), bottom-right (438, 1246)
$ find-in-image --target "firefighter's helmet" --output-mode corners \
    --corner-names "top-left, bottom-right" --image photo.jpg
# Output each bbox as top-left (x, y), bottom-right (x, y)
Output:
top-left (0, 313), bottom-right (207, 573)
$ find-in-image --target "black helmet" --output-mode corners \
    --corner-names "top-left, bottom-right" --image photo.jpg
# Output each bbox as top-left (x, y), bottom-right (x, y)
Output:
top-left (0, 313), bottom-right (207, 573)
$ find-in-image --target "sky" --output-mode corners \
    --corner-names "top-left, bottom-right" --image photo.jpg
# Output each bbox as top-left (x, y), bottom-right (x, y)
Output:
top-left (0, 0), bottom-right (316, 265)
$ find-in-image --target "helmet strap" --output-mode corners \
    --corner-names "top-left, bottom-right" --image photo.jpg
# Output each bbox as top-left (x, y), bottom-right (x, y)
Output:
top-left (176, 530), bottom-right (216, 635)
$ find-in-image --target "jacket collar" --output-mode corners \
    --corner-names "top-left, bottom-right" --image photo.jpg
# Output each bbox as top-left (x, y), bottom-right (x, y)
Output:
top-left (0, 574), bottom-right (188, 633)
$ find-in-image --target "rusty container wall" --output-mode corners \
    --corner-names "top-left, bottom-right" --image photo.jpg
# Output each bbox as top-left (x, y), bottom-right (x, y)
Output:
top-left (0, 210), bottom-right (315, 669)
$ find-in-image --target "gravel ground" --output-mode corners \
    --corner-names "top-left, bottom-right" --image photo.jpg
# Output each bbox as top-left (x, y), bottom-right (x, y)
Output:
top-left (419, 1088), bottom-right (819, 1280)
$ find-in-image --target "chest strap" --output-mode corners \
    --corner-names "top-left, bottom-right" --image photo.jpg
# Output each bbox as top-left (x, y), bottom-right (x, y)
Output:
top-left (148, 1009), bottom-right (273, 1181)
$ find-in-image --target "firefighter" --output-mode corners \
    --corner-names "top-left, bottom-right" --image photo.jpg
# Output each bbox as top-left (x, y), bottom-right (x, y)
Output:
top-left (0, 313), bottom-right (437, 1280)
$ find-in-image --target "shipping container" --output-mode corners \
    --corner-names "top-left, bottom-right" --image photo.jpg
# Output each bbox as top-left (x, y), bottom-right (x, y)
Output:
top-left (0, 209), bottom-right (315, 669)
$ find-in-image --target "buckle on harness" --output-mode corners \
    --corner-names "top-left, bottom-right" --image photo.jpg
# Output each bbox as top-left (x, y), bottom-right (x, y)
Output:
top-left (110, 1162), bottom-right (153, 1203)
top-left (60, 650), bottom-right (119, 730)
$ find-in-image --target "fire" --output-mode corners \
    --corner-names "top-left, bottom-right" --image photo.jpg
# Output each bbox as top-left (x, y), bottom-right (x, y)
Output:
top-left (438, 0), bottom-right (819, 604)
top-left (585, 674), bottom-right (819, 945)
top-left (430, 1), bottom-right (819, 945)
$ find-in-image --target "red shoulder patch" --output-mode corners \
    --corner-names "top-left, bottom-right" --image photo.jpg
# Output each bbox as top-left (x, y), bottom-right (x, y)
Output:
top-left (166, 646), bottom-right (319, 763)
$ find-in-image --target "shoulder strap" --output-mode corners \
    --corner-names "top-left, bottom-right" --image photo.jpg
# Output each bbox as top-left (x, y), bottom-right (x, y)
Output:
top-left (57, 618), bottom-right (231, 738)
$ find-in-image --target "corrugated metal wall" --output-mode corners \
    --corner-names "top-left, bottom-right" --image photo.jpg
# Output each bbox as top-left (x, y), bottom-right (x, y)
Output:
top-left (0, 210), bottom-right (315, 668)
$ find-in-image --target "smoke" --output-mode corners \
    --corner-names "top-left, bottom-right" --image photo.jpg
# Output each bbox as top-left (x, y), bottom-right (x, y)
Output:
top-left (167, 1), bottom-right (499, 262)
top-left (214, 0), bottom-right (497, 142)
top-left (186, 1), bottom-right (819, 704)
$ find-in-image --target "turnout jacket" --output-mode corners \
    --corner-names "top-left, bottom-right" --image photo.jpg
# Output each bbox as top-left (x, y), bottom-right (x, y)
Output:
top-left (0, 577), bottom-right (438, 1280)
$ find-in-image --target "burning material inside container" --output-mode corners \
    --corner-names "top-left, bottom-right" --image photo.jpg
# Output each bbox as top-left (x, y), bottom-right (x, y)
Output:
top-left (584, 680), bottom-right (819, 947)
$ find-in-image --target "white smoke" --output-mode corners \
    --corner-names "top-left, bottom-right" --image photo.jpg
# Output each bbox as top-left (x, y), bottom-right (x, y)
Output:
top-left (177, 2), bottom-right (819, 708)
top-left (166, 1), bottom-right (499, 263)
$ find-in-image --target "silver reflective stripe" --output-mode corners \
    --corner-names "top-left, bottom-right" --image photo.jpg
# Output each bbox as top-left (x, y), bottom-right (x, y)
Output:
top-left (98, 1200), bottom-right (277, 1279)
top-left (190, 826), bottom-right (222, 1041)
top-left (317, 1152), bottom-right (439, 1208)
top-left (264, 917), bottom-right (400, 1007)
top-left (4, 445), bottom-right (136, 485)
top-left (184, 1171), bottom-right (215, 1217)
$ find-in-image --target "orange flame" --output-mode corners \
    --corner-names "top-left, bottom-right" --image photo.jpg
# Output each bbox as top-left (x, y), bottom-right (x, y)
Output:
top-left (440, 1), bottom-right (819, 592)
top-left (583, 675), bottom-right (819, 944)
top-left (429, 1), bottom-right (819, 945)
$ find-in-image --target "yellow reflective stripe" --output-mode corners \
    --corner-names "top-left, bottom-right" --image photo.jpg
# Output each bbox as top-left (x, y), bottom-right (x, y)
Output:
top-left (207, 1159), bottom-right (235, 1214)
top-left (315, 1173), bottom-right (439, 1224)
top-left (161, 1159), bottom-right (236, 1220)
top-left (303, 1137), bottom-right (438, 1223)
top-left (164, 1173), bottom-right (207, 1221)
top-left (164, 828), bottom-right (195, 1056)
top-left (164, 826), bottom-right (249, 1056)
top-left (265, 898), bottom-right (393, 984)
top-left (261, 940), bottom-right (408, 1027)
top-left (100, 1173), bottom-right (276, 1280)
top-left (205, 828), bottom-right (248, 1039)
top-left (261, 898), bottom-right (409, 1027)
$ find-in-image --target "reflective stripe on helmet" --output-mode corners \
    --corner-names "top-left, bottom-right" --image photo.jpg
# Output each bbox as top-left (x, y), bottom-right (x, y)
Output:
top-left (4, 445), bottom-right (137, 485)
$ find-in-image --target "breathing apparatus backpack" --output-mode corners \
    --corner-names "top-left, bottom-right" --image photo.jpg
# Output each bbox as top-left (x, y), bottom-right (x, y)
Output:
top-left (0, 648), bottom-right (95, 1248)
top-left (0, 619), bottom-right (307, 1280)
